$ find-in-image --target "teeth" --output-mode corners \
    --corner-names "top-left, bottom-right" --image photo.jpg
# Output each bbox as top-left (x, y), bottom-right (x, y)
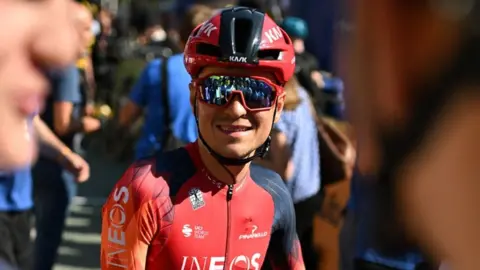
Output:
top-left (221, 127), bottom-right (248, 132)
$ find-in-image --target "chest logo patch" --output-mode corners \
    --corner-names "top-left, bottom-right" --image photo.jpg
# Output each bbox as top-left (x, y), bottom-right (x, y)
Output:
top-left (239, 224), bottom-right (268, 240)
top-left (188, 188), bottom-right (205, 210)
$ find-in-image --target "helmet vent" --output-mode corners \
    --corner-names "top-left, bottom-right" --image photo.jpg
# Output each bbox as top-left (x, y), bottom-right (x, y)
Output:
top-left (196, 43), bottom-right (222, 57)
top-left (233, 18), bottom-right (253, 54)
top-left (257, 49), bottom-right (282, 60)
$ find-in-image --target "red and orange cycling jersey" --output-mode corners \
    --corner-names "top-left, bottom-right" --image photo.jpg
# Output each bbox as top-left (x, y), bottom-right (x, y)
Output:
top-left (101, 142), bottom-right (305, 270)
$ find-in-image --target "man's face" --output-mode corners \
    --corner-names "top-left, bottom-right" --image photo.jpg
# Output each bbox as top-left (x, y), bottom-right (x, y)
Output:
top-left (73, 3), bottom-right (94, 53)
top-left (192, 66), bottom-right (284, 159)
top-left (292, 38), bottom-right (305, 54)
top-left (0, 0), bottom-right (79, 169)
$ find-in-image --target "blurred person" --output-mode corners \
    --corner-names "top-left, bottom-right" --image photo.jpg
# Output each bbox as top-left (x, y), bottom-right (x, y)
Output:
top-left (117, 5), bottom-right (214, 160)
top-left (281, 17), bottom-right (346, 119)
top-left (92, 8), bottom-right (120, 107)
top-left (280, 17), bottom-right (329, 111)
top-left (288, 0), bottom-right (337, 71)
top-left (350, 174), bottom-right (428, 270)
top-left (101, 7), bottom-right (304, 269)
top-left (347, 0), bottom-right (480, 269)
top-left (0, 0), bottom-right (80, 170)
top-left (135, 10), bottom-right (182, 55)
top-left (33, 65), bottom-right (101, 269)
top-left (0, 115), bottom-right (89, 270)
top-left (75, 3), bottom-right (97, 115)
top-left (281, 17), bottom-right (325, 94)
top-left (32, 4), bottom-right (102, 270)
top-left (255, 76), bottom-right (320, 269)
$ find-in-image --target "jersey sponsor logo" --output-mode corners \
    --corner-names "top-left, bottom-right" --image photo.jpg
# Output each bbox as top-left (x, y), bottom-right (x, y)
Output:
top-left (264, 26), bottom-right (283, 44)
top-left (228, 56), bottom-right (248, 63)
top-left (238, 225), bottom-right (268, 240)
top-left (197, 22), bottom-right (217, 37)
top-left (106, 186), bottom-right (130, 268)
top-left (182, 224), bottom-right (193, 237)
top-left (188, 188), bottom-right (205, 210)
top-left (180, 253), bottom-right (261, 270)
top-left (183, 224), bottom-right (209, 239)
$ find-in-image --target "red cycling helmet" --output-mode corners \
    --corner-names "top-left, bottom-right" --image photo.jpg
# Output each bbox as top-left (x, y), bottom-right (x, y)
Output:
top-left (184, 7), bottom-right (295, 88)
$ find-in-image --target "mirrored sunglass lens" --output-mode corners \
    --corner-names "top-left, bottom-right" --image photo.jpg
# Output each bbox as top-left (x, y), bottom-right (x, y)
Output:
top-left (201, 76), bottom-right (275, 108)
top-left (200, 76), bottom-right (227, 105)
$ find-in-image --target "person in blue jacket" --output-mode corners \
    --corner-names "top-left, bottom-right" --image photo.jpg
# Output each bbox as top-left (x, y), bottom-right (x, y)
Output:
top-left (118, 5), bottom-right (214, 159)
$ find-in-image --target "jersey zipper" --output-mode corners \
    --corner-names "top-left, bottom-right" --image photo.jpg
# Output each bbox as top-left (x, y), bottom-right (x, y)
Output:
top-left (223, 184), bottom-right (234, 269)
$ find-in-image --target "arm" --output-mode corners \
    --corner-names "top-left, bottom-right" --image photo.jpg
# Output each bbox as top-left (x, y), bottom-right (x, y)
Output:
top-left (51, 66), bottom-right (100, 136)
top-left (255, 130), bottom-right (294, 181)
top-left (118, 101), bottom-right (143, 127)
top-left (101, 160), bottom-right (169, 269)
top-left (266, 198), bottom-right (305, 270)
top-left (34, 115), bottom-right (90, 182)
top-left (118, 63), bottom-right (152, 127)
top-left (34, 115), bottom-right (72, 160)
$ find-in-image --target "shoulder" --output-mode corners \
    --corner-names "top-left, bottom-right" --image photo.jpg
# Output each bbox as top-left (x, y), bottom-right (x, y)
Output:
top-left (250, 164), bottom-right (295, 230)
top-left (48, 65), bottom-right (77, 80)
top-left (297, 86), bottom-right (310, 100)
top-left (113, 158), bottom-right (165, 202)
top-left (169, 53), bottom-right (184, 62)
top-left (168, 53), bottom-right (190, 75)
top-left (136, 59), bottom-right (162, 86)
top-left (147, 54), bottom-right (184, 71)
top-left (250, 164), bottom-right (291, 202)
top-left (145, 58), bottom-right (162, 74)
top-left (142, 147), bottom-right (198, 196)
top-left (112, 147), bottom-right (197, 204)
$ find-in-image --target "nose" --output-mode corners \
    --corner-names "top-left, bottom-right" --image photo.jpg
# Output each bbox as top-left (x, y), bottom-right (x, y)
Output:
top-left (225, 94), bottom-right (247, 118)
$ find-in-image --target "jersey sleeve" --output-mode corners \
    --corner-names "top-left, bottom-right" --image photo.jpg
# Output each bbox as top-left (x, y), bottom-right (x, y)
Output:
top-left (52, 65), bottom-right (81, 103)
top-left (266, 197), bottom-right (305, 270)
top-left (100, 159), bottom-right (171, 269)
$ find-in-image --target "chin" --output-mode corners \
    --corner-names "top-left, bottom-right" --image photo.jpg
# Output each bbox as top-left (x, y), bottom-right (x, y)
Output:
top-left (215, 143), bottom-right (256, 160)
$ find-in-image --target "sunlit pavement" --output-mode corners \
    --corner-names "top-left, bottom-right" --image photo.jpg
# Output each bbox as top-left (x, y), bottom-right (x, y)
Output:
top-left (54, 202), bottom-right (103, 270)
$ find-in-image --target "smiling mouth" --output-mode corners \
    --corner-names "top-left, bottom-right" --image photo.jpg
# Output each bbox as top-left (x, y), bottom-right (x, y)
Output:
top-left (217, 125), bottom-right (253, 133)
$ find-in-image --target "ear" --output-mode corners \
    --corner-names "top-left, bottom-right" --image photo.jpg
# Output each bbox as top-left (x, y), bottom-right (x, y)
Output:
top-left (273, 94), bottom-right (286, 123)
top-left (189, 82), bottom-right (196, 109)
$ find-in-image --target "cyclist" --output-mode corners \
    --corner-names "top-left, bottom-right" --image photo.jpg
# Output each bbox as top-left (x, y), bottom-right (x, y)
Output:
top-left (0, 0), bottom-right (79, 169)
top-left (101, 7), bottom-right (305, 269)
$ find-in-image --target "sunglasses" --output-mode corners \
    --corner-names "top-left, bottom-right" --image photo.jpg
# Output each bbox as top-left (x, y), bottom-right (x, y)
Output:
top-left (191, 75), bottom-right (283, 112)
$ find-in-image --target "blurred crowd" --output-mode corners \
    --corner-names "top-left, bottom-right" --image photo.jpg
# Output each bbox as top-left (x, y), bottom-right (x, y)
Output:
top-left (1, 0), bottom-right (479, 269)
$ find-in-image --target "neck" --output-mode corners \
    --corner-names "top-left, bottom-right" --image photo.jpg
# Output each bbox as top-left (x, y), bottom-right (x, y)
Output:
top-left (197, 141), bottom-right (250, 185)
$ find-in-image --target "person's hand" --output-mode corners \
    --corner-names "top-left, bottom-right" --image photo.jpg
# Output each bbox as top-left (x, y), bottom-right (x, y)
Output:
top-left (311, 70), bottom-right (326, 89)
top-left (59, 151), bottom-right (90, 183)
top-left (82, 116), bottom-right (102, 133)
